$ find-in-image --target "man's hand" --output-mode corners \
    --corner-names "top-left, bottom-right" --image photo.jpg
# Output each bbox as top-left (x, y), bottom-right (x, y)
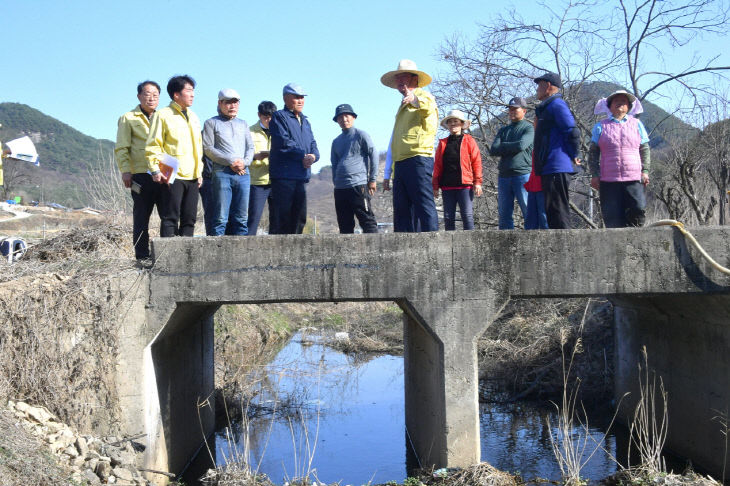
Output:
top-left (641, 172), bottom-right (650, 186)
top-left (474, 185), bottom-right (483, 197)
top-left (302, 154), bottom-right (316, 168)
top-left (121, 172), bottom-right (133, 188)
top-left (433, 188), bottom-right (440, 199)
top-left (197, 177), bottom-right (203, 188)
top-left (383, 179), bottom-right (391, 192)
top-left (367, 181), bottom-right (376, 196)
top-left (253, 151), bottom-right (269, 161)
top-left (591, 176), bottom-right (600, 190)
top-left (231, 159), bottom-right (245, 174)
top-left (152, 172), bottom-right (166, 184)
top-left (402, 89), bottom-right (416, 106)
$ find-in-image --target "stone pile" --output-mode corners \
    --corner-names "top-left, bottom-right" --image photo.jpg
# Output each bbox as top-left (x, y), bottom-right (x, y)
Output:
top-left (7, 400), bottom-right (152, 485)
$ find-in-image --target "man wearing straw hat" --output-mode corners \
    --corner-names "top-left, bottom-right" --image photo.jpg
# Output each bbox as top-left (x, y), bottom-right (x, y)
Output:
top-left (381, 59), bottom-right (439, 232)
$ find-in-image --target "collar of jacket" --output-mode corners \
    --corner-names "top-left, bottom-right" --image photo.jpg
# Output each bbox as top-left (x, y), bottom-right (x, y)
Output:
top-left (284, 108), bottom-right (306, 120)
top-left (133, 104), bottom-right (155, 120)
top-left (536, 93), bottom-right (562, 113)
top-left (169, 101), bottom-right (187, 115)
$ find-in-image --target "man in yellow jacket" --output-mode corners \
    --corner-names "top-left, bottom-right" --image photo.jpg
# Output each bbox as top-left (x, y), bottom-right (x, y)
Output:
top-left (115, 81), bottom-right (162, 259)
top-left (381, 60), bottom-right (439, 232)
top-left (146, 75), bottom-right (203, 237)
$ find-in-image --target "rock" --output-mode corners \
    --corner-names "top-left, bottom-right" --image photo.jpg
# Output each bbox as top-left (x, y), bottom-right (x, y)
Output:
top-left (107, 446), bottom-right (124, 466)
top-left (83, 469), bottom-right (102, 485)
top-left (63, 445), bottom-right (79, 457)
top-left (108, 475), bottom-right (117, 483)
top-left (85, 457), bottom-right (99, 472)
top-left (46, 421), bottom-right (64, 433)
top-left (15, 401), bottom-right (29, 413)
top-left (113, 466), bottom-right (134, 482)
top-left (26, 405), bottom-right (54, 424)
top-left (335, 331), bottom-right (350, 341)
top-left (72, 454), bottom-right (86, 467)
top-left (95, 460), bottom-right (112, 481)
top-left (76, 436), bottom-right (89, 456)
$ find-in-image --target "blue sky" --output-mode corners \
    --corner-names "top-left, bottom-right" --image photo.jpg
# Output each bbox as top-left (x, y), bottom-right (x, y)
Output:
top-left (1, 0), bottom-right (514, 168)
top-left (2, 0), bottom-right (727, 171)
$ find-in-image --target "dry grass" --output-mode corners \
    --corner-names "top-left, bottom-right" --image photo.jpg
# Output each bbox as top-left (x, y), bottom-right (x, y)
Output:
top-left (478, 298), bottom-right (614, 404)
top-left (0, 223), bottom-right (137, 432)
top-left (0, 409), bottom-right (71, 486)
top-left (413, 462), bottom-right (522, 486)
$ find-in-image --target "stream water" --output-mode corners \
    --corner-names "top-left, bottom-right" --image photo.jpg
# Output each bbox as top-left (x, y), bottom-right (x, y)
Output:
top-left (206, 332), bottom-right (647, 485)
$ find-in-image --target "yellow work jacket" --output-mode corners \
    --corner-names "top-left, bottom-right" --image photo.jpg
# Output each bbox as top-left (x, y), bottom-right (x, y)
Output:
top-left (145, 101), bottom-right (203, 180)
top-left (115, 105), bottom-right (153, 174)
top-left (390, 87), bottom-right (438, 163)
top-left (249, 121), bottom-right (271, 186)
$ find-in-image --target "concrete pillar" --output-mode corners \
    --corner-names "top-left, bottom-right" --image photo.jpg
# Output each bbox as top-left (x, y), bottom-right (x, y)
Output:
top-left (613, 295), bottom-right (730, 478)
top-left (144, 303), bottom-right (219, 483)
top-left (401, 297), bottom-right (507, 469)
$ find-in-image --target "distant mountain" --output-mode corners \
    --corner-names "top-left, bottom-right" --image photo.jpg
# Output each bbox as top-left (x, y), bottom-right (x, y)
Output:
top-left (0, 102), bottom-right (113, 175)
top-left (570, 81), bottom-right (698, 148)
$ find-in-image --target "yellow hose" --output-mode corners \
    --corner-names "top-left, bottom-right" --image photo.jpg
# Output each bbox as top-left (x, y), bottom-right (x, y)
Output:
top-left (649, 219), bottom-right (730, 276)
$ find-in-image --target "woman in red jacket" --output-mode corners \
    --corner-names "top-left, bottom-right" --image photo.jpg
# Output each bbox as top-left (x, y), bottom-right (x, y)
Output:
top-left (432, 110), bottom-right (483, 230)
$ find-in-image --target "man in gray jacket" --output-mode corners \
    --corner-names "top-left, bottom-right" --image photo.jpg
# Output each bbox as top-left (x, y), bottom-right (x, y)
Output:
top-left (202, 88), bottom-right (255, 236)
top-left (490, 97), bottom-right (534, 229)
top-left (330, 104), bottom-right (379, 233)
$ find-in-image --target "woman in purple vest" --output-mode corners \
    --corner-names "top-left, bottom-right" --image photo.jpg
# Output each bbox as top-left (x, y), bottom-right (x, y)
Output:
top-left (588, 90), bottom-right (651, 228)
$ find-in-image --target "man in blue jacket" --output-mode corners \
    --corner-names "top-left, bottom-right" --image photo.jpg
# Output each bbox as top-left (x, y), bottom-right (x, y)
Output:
top-left (533, 72), bottom-right (580, 229)
top-left (268, 83), bottom-right (319, 234)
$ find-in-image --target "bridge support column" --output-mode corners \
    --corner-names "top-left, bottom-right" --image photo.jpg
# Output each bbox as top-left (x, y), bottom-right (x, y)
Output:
top-left (613, 295), bottom-right (730, 478)
top-left (143, 303), bottom-right (218, 483)
top-left (402, 298), bottom-right (507, 469)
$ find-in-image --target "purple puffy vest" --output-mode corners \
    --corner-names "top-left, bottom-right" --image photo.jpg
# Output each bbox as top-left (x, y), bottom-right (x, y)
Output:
top-left (598, 117), bottom-right (642, 182)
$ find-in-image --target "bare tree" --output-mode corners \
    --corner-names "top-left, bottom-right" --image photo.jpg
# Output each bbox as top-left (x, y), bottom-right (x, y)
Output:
top-left (1, 158), bottom-right (35, 200)
top-left (433, 0), bottom-right (730, 227)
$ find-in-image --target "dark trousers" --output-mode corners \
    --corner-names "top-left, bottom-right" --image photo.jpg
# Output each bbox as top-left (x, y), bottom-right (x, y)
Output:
top-left (269, 179), bottom-right (307, 234)
top-left (199, 177), bottom-right (215, 236)
top-left (599, 180), bottom-right (646, 228)
top-left (159, 179), bottom-right (199, 237)
top-left (248, 184), bottom-right (271, 236)
top-left (541, 172), bottom-right (571, 229)
top-left (442, 188), bottom-right (474, 231)
top-left (392, 155), bottom-right (438, 232)
top-left (131, 173), bottom-right (163, 259)
top-left (334, 185), bottom-right (378, 234)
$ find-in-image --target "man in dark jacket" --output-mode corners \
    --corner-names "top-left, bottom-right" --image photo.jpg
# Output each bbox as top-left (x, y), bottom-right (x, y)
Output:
top-left (490, 97), bottom-right (534, 229)
top-left (268, 83), bottom-right (319, 234)
top-left (533, 72), bottom-right (580, 229)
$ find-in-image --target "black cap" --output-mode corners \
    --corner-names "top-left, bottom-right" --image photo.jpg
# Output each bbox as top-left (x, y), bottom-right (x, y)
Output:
top-left (534, 72), bottom-right (562, 89)
top-left (333, 104), bottom-right (357, 122)
top-left (508, 97), bottom-right (527, 108)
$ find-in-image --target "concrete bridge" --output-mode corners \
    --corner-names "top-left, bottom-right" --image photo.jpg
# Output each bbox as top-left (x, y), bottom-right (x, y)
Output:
top-left (116, 228), bottom-right (730, 483)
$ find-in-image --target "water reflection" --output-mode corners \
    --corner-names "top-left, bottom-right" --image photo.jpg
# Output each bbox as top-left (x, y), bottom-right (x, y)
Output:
top-left (215, 333), bottom-right (625, 485)
top-left (216, 333), bottom-right (407, 485)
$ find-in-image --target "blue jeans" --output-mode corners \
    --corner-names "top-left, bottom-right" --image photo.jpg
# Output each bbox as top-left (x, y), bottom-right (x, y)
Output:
top-left (247, 184), bottom-right (271, 236)
top-left (392, 156), bottom-right (438, 232)
top-left (211, 167), bottom-right (250, 236)
top-left (442, 188), bottom-right (474, 230)
top-left (525, 191), bottom-right (548, 230)
top-left (498, 174), bottom-right (529, 229)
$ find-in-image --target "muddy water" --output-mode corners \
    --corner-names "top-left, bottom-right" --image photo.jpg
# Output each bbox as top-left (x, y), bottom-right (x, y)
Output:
top-left (212, 333), bottom-right (624, 485)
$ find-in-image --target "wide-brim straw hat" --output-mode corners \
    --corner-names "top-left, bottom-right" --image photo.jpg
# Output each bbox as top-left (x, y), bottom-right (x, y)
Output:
top-left (606, 89), bottom-right (637, 108)
top-left (380, 59), bottom-right (432, 89)
top-left (440, 109), bottom-right (471, 130)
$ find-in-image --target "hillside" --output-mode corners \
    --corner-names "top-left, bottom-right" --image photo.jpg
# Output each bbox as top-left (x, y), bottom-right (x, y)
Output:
top-left (0, 102), bottom-right (113, 206)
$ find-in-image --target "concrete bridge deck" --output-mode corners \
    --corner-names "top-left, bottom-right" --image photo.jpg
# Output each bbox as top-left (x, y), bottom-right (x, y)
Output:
top-left (118, 227), bottom-right (730, 483)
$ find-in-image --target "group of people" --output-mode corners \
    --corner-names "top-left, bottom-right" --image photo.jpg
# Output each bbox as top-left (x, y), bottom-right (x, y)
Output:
top-left (114, 61), bottom-right (651, 262)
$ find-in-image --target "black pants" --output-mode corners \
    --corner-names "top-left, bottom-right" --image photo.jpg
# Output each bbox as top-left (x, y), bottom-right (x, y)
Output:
top-left (541, 172), bottom-right (571, 229)
top-left (269, 179), bottom-right (307, 234)
top-left (159, 179), bottom-right (199, 237)
top-left (334, 185), bottom-right (378, 234)
top-left (599, 180), bottom-right (646, 228)
top-left (131, 173), bottom-right (163, 259)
